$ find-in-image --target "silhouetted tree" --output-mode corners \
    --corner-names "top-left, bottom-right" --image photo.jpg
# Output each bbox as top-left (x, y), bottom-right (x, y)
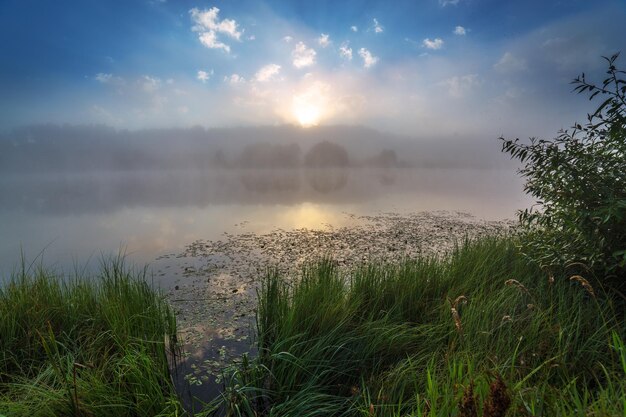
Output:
top-left (304, 141), bottom-right (349, 168)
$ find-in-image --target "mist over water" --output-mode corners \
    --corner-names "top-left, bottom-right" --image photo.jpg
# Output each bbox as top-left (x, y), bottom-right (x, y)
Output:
top-left (0, 124), bottom-right (530, 273)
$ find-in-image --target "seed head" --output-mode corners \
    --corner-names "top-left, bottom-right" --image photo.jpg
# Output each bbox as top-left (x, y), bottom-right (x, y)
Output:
top-left (569, 275), bottom-right (595, 297)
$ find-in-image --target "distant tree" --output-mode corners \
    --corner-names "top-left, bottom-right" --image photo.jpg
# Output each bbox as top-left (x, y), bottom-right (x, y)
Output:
top-left (239, 143), bottom-right (302, 168)
top-left (370, 149), bottom-right (398, 168)
top-left (500, 53), bottom-right (625, 291)
top-left (211, 149), bottom-right (228, 168)
top-left (304, 141), bottom-right (349, 168)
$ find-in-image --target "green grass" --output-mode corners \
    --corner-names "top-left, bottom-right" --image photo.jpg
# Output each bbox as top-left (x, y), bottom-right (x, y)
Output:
top-left (212, 237), bottom-right (626, 416)
top-left (0, 258), bottom-right (183, 417)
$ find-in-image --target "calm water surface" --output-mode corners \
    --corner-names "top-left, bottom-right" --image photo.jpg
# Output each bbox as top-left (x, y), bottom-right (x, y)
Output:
top-left (0, 168), bottom-right (530, 276)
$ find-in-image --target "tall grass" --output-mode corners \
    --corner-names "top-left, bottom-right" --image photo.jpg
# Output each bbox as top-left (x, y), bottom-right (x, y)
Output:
top-left (0, 257), bottom-right (183, 417)
top-left (213, 237), bottom-right (625, 416)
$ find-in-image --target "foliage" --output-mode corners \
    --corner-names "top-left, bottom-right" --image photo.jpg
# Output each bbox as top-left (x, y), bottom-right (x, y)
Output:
top-left (0, 258), bottom-right (182, 417)
top-left (304, 141), bottom-right (349, 167)
top-left (209, 238), bottom-right (625, 416)
top-left (500, 54), bottom-right (626, 290)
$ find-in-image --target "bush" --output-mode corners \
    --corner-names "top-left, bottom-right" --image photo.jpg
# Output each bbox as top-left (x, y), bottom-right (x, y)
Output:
top-left (500, 53), bottom-right (626, 291)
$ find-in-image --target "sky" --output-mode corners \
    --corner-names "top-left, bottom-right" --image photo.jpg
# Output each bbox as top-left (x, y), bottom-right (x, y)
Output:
top-left (0, 0), bottom-right (625, 139)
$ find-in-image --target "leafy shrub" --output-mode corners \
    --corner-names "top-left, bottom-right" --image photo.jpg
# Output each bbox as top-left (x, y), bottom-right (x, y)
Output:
top-left (501, 53), bottom-right (626, 290)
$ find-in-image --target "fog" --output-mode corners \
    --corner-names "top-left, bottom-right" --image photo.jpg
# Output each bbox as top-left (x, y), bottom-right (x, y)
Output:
top-left (0, 124), bottom-right (515, 174)
top-left (0, 123), bottom-right (528, 269)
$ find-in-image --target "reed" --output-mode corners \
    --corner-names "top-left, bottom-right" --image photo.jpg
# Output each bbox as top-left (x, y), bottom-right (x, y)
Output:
top-left (212, 237), bottom-right (625, 416)
top-left (0, 257), bottom-right (183, 417)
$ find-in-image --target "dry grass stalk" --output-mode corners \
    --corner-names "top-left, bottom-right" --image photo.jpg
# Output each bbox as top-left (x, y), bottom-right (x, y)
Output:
top-left (569, 275), bottom-right (595, 298)
top-left (458, 382), bottom-right (478, 417)
top-left (451, 307), bottom-right (462, 333)
top-left (504, 279), bottom-right (530, 294)
top-left (483, 375), bottom-right (511, 417)
top-left (452, 295), bottom-right (468, 309)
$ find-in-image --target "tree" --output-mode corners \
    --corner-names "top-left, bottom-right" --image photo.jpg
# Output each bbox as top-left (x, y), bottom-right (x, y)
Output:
top-left (304, 141), bottom-right (349, 168)
top-left (500, 53), bottom-right (626, 291)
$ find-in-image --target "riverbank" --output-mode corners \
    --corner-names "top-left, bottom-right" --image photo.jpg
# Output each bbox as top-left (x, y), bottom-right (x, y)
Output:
top-left (3, 211), bottom-right (623, 416)
top-left (211, 237), bottom-right (626, 416)
top-left (162, 211), bottom-right (514, 406)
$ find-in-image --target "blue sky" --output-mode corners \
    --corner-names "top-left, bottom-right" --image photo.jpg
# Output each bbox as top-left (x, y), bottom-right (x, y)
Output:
top-left (0, 0), bottom-right (625, 138)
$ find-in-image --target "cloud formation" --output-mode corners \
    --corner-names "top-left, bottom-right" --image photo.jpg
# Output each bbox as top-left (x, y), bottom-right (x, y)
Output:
top-left (317, 33), bottom-right (331, 47)
top-left (141, 75), bottom-right (161, 92)
top-left (225, 73), bottom-right (245, 85)
top-left (358, 48), bottom-right (378, 68)
top-left (339, 43), bottom-right (353, 60)
top-left (254, 64), bottom-right (281, 82)
top-left (95, 73), bottom-right (113, 83)
top-left (197, 70), bottom-right (213, 83)
top-left (190, 7), bottom-right (243, 53)
top-left (453, 26), bottom-right (466, 35)
top-left (94, 73), bottom-right (125, 88)
top-left (292, 42), bottom-right (317, 68)
top-left (442, 74), bottom-right (480, 97)
top-left (351, 26), bottom-right (358, 32)
top-left (373, 18), bottom-right (384, 33)
top-left (423, 38), bottom-right (444, 50)
top-left (494, 52), bottom-right (528, 72)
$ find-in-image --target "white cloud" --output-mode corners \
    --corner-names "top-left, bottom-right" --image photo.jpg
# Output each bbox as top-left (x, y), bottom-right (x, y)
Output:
top-left (339, 42), bottom-right (353, 60)
top-left (453, 26), bottom-right (466, 35)
top-left (255, 64), bottom-right (281, 82)
top-left (358, 48), bottom-right (378, 68)
top-left (439, 0), bottom-right (460, 6)
top-left (198, 30), bottom-right (231, 53)
top-left (317, 33), bottom-right (331, 48)
top-left (197, 70), bottom-right (213, 83)
top-left (283, 35), bottom-right (293, 43)
top-left (95, 73), bottom-right (112, 83)
top-left (141, 75), bottom-right (161, 92)
top-left (189, 7), bottom-right (243, 53)
top-left (292, 42), bottom-right (317, 68)
top-left (94, 73), bottom-right (124, 86)
top-left (441, 74), bottom-right (480, 98)
top-left (190, 7), bottom-right (242, 39)
top-left (224, 74), bottom-right (245, 85)
top-left (494, 52), bottom-right (528, 72)
top-left (423, 38), bottom-right (444, 50)
top-left (351, 26), bottom-right (358, 32)
top-left (248, 35), bottom-right (256, 41)
top-left (373, 18), bottom-right (383, 33)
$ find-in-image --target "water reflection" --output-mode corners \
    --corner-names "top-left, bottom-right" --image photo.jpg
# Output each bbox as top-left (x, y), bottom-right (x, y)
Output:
top-left (239, 170), bottom-right (301, 194)
top-left (0, 167), bottom-right (530, 271)
top-left (0, 168), bottom-right (524, 216)
top-left (305, 169), bottom-right (349, 194)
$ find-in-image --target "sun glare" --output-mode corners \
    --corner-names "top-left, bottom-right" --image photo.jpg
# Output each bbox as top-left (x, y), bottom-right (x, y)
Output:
top-left (291, 81), bottom-right (331, 127)
top-left (293, 103), bottom-right (321, 127)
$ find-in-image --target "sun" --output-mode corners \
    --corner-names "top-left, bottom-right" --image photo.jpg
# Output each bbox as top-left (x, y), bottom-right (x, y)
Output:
top-left (291, 81), bottom-right (330, 127)
top-left (293, 103), bottom-right (321, 127)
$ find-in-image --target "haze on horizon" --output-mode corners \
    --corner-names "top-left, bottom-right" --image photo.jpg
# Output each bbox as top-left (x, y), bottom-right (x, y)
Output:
top-left (0, 0), bottom-right (625, 141)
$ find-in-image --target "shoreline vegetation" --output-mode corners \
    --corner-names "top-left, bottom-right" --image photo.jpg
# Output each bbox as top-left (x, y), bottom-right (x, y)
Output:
top-left (2, 237), bottom-right (623, 416)
top-left (210, 237), bottom-right (625, 416)
top-left (0, 259), bottom-right (182, 416)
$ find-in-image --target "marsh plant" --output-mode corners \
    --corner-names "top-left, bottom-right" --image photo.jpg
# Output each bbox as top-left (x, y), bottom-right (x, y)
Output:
top-left (210, 239), bottom-right (625, 416)
top-left (0, 258), bottom-right (182, 417)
